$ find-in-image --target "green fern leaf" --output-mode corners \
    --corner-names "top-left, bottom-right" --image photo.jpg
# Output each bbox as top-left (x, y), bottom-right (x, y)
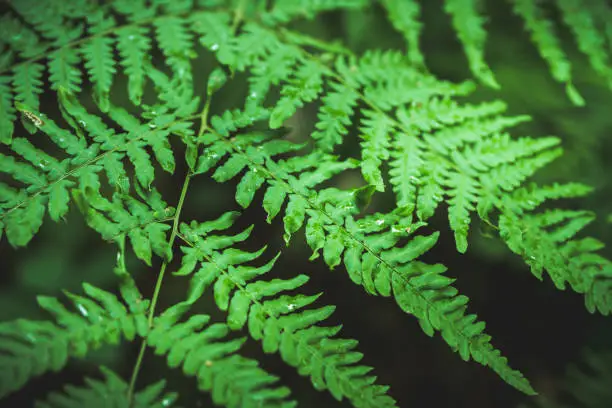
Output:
top-left (443, 0), bottom-right (499, 88)
top-left (175, 213), bottom-right (397, 407)
top-left (81, 36), bottom-right (116, 112)
top-left (0, 278), bottom-right (148, 399)
top-left (36, 367), bottom-right (178, 408)
top-left (556, 0), bottom-right (612, 90)
top-left (48, 47), bottom-right (82, 95)
top-left (381, 0), bottom-right (425, 69)
top-left (499, 205), bottom-right (612, 315)
top-left (509, 0), bottom-right (584, 105)
top-left (0, 76), bottom-right (15, 144)
top-left (13, 63), bottom-right (45, 114)
top-left (148, 305), bottom-right (296, 408)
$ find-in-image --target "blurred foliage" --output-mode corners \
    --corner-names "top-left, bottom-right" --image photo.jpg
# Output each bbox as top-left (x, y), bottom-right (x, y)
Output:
top-left (1, 0), bottom-right (611, 407)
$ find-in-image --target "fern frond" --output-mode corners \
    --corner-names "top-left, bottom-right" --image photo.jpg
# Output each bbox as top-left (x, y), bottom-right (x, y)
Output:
top-left (0, 75), bottom-right (14, 144)
top-left (10, 0), bottom-right (83, 46)
top-left (73, 188), bottom-right (174, 266)
top-left (0, 278), bottom-right (148, 398)
top-left (263, 0), bottom-right (368, 25)
top-left (147, 304), bottom-right (296, 408)
top-left (0, 3), bottom-right (212, 144)
top-left (443, 0), bottom-right (499, 88)
top-left (0, 100), bottom-right (184, 248)
top-left (153, 16), bottom-right (195, 82)
top-left (556, 0), bottom-right (612, 90)
top-left (175, 212), bottom-right (397, 407)
top-left (13, 62), bottom-right (45, 114)
top-left (325, 48), bottom-right (552, 252)
top-left (499, 205), bottom-right (612, 315)
top-left (380, 0), bottom-right (425, 69)
top-left (1, 276), bottom-right (294, 407)
top-left (36, 367), bottom-right (178, 408)
top-left (508, 0), bottom-right (584, 105)
top-left (48, 47), bottom-right (82, 95)
top-left (197, 112), bottom-right (534, 394)
top-left (269, 59), bottom-right (327, 129)
top-left (311, 80), bottom-right (359, 151)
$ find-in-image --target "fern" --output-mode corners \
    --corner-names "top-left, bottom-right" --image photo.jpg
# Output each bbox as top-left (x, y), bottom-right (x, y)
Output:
top-left (1, 0), bottom-right (612, 406)
top-left (37, 367), bottom-right (178, 408)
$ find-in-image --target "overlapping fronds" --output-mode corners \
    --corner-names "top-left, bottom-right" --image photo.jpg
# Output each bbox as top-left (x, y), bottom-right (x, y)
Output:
top-left (0, 277), bottom-right (148, 399)
top-left (147, 304), bottom-right (296, 408)
top-left (197, 110), bottom-right (535, 394)
top-left (378, 0), bottom-right (612, 104)
top-left (1, 0), bottom-right (612, 406)
top-left (0, 100), bottom-right (184, 251)
top-left (0, 277), bottom-right (294, 407)
top-left (0, 0), bottom-right (204, 144)
top-left (36, 367), bottom-right (178, 408)
top-left (204, 23), bottom-right (612, 319)
top-left (174, 211), bottom-right (397, 407)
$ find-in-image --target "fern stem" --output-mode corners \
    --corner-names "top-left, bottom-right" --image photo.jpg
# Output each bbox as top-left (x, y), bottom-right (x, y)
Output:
top-left (231, 0), bottom-right (249, 32)
top-left (126, 78), bottom-right (213, 403)
top-left (126, 173), bottom-right (192, 404)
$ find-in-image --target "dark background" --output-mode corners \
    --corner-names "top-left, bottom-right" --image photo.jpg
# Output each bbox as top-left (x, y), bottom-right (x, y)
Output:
top-left (2, 1), bottom-right (612, 407)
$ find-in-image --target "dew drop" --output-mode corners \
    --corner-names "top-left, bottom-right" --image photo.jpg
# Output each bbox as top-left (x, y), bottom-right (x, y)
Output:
top-left (77, 303), bottom-right (89, 317)
top-left (210, 43), bottom-right (219, 51)
top-left (78, 120), bottom-right (87, 128)
top-left (148, 123), bottom-right (157, 129)
top-left (287, 303), bottom-right (296, 311)
top-left (375, 219), bottom-right (385, 226)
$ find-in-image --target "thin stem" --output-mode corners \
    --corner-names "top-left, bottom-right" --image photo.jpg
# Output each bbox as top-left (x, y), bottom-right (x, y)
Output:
top-left (126, 82), bottom-right (212, 405)
top-left (126, 173), bottom-right (191, 404)
top-left (231, 0), bottom-right (249, 32)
